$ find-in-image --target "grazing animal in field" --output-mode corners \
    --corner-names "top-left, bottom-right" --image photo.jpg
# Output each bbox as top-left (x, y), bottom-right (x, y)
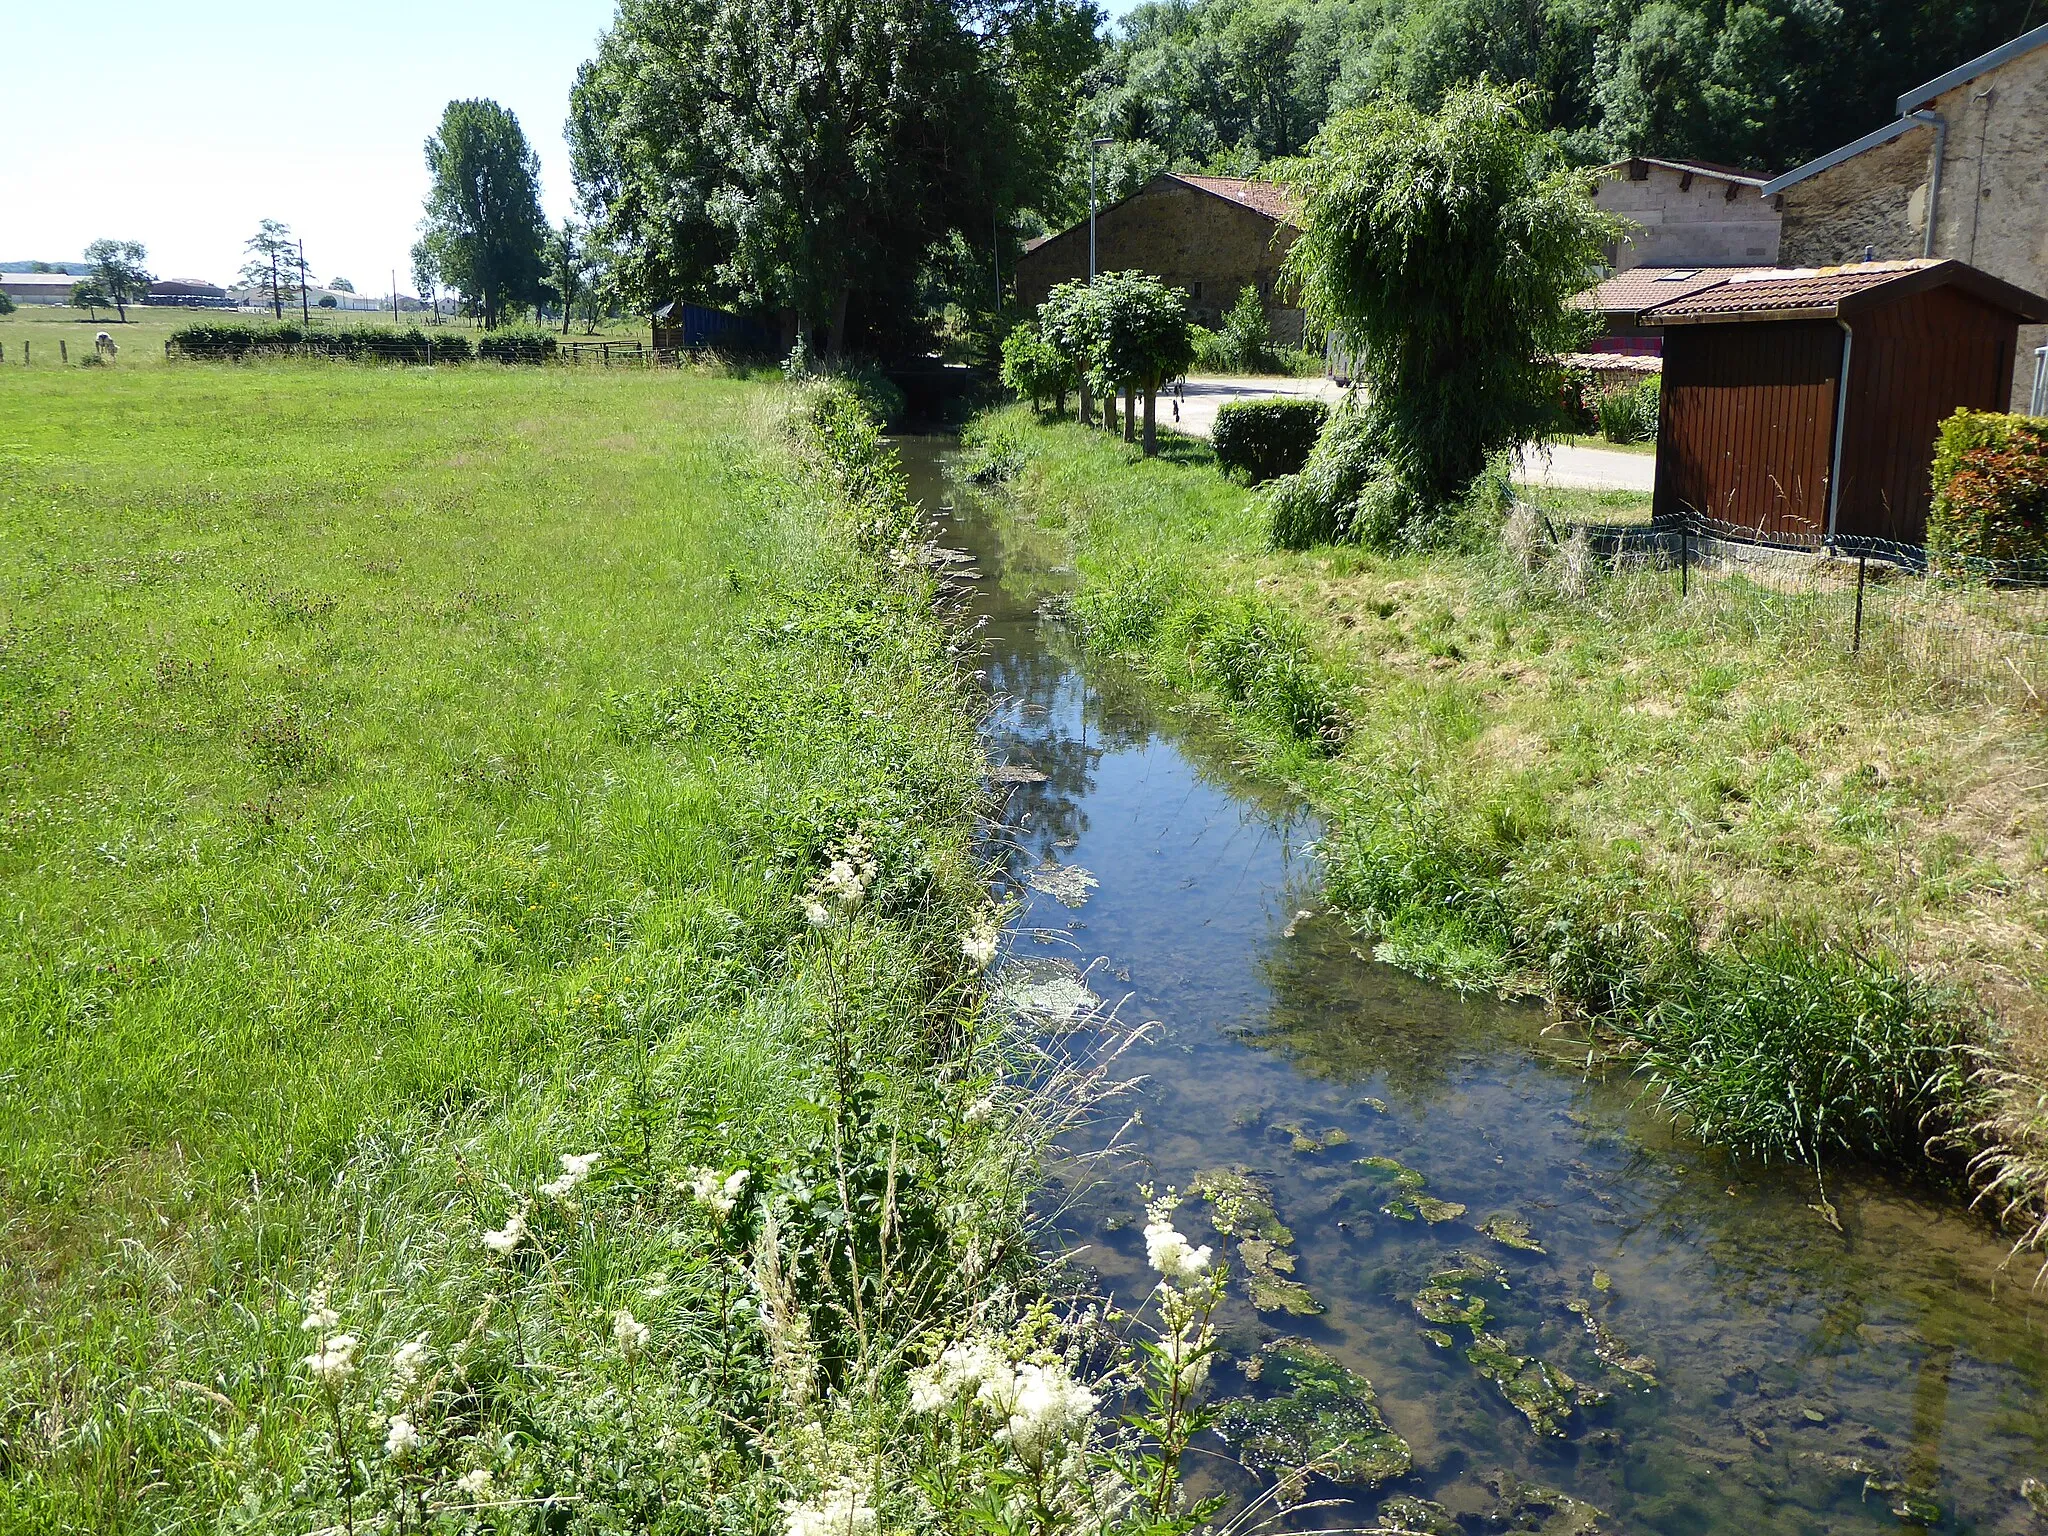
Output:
top-left (95, 332), bottom-right (118, 361)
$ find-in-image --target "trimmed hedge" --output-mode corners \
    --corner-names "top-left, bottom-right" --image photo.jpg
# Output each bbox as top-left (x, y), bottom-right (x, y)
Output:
top-left (1929, 409), bottom-right (2048, 569)
top-left (477, 328), bottom-right (559, 364)
top-left (168, 323), bottom-right (475, 363)
top-left (1213, 397), bottom-right (1329, 483)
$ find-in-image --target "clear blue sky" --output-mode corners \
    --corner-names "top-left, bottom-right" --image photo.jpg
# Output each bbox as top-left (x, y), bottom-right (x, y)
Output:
top-left (4, 0), bottom-right (1144, 299)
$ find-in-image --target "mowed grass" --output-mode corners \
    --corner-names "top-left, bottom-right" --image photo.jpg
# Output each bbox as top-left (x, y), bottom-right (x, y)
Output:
top-left (0, 364), bottom-right (989, 1527)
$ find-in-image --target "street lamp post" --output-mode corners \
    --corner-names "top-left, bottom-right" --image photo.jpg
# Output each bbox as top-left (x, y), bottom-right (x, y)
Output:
top-left (1088, 136), bottom-right (1112, 281)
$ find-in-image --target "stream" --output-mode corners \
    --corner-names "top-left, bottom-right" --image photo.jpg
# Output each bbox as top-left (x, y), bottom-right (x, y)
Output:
top-left (899, 437), bottom-right (2048, 1535)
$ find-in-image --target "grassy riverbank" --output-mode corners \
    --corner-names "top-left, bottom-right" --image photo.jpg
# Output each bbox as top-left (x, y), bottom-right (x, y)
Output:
top-left (0, 365), bottom-right (1020, 1529)
top-left (970, 405), bottom-right (2048, 1220)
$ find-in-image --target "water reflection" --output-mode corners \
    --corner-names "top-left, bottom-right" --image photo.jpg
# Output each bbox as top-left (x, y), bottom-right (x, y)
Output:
top-left (898, 439), bottom-right (2048, 1535)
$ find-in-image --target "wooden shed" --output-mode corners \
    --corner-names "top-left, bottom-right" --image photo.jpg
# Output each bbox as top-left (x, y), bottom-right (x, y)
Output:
top-left (1641, 260), bottom-right (2048, 546)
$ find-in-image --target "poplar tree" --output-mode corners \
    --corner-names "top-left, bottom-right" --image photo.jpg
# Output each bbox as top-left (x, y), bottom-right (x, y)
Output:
top-left (418, 100), bottom-right (548, 330)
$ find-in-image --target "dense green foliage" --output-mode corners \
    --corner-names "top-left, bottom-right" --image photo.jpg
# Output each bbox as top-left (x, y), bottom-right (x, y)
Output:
top-left (0, 363), bottom-right (1030, 1530)
top-left (166, 322), bottom-right (477, 362)
top-left (1032, 273), bottom-right (1193, 451)
top-left (1211, 397), bottom-right (1328, 481)
top-left (474, 326), bottom-right (559, 363)
top-left (81, 238), bottom-right (151, 324)
top-left (569, 0), bottom-right (1100, 356)
top-left (416, 99), bottom-right (550, 329)
top-left (1279, 84), bottom-right (1616, 527)
top-left (1596, 375), bottom-right (1660, 444)
top-left (1001, 320), bottom-right (1076, 413)
top-left (1075, 0), bottom-right (2040, 189)
top-left (1929, 408), bottom-right (2048, 570)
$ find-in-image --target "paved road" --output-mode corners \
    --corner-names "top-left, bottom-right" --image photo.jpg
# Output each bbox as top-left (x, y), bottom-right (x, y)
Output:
top-left (1166, 374), bottom-right (1655, 493)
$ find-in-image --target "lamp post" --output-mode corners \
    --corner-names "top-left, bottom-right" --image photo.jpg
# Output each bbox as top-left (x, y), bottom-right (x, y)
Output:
top-left (1088, 136), bottom-right (1112, 281)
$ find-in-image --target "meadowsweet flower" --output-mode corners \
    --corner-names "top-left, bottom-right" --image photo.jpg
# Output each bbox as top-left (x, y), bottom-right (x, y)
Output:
top-left (481, 1208), bottom-right (528, 1256)
top-left (909, 1337), bottom-right (1010, 1412)
top-left (820, 858), bottom-right (865, 907)
top-left (384, 1413), bottom-right (420, 1460)
top-left (803, 897), bottom-right (835, 928)
top-left (613, 1309), bottom-right (650, 1356)
top-left (300, 1289), bottom-right (340, 1333)
top-left (961, 924), bottom-right (1000, 969)
top-left (687, 1166), bottom-right (748, 1216)
top-left (988, 1359), bottom-right (1096, 1465)
top-left (781, 1485), bottom-right (877, 1536)
top-left (302, 1333), bottom-right (358, 1388)
top-left (390, 1336), bottom-right (430, 1389)
top-left (1143, 1217), bottom-right (1212, 1287)
top-left (455, 1468), bottom-right (495, 1498)
top-left (962, 1091), bottom-right (997, 1124)
top-left (540, 1151), bottom-right (600, 1200)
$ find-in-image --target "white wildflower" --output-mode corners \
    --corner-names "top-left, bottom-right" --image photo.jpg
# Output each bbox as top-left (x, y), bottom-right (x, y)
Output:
top-left (961, 924), bottom-right (1000, 969)
top-left (389, 1336), bottom-right (431, 1389)
top-left (480, 1208), bottom-right (528, 1256)
top-left (687, 1166), bottom-right (747, 1216)
top-left (613, 1309), bottom-right (650, 1357)
top-left (300, 1289), bottom-right (340, 1333)
top-left (803, 897), bottom-right (835, 928)
top-left (988, 1359), bottom-right (1096, 1465)
top-left (1143, 1217), bottom-right (1212, 1287)
top-left (540, 1150), bottom-right (600, 1199)
top-left (910, 1337), bottom-right (1010, 1413)
top-left (962, 1092), bottom-right (997, 1124)
top-left (302, 1333), bottom-right (358, 1388)
top-left (384, 1413), bottom-right (420, 1460)
top-left (781, 1485), bottom-right (878, 1536)
top-left (455, 1467), bottom-right (495, 1499)
top-left (820, 858), bottom-right (866, 907)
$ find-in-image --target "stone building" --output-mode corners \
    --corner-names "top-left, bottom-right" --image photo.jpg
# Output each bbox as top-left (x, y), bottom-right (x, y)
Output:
top-left (1764, 21), bottom-right (2048, 412)
top-left (1013, 173), bottom-right (1303, 345)
top-left (1588, 157), bottom-right (1781, 270)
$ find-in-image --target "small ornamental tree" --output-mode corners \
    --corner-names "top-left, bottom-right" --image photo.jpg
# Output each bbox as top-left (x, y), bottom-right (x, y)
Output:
top-left (1088, 270), bottom-right (1194, 455)
top-left (1000, 319), bottom-right (1074, 415)
top-left (83, 239), bottom-right (152, 322)
top-left (1038, 280), bottom-right (1099, 426)
top-left (69, 280), bottom-right (110, 320)
top-left (1280, 82), bottom-right (1620, 523)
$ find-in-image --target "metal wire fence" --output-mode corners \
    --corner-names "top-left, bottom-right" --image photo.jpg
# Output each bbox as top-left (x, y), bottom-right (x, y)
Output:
top-left (1566, 512), bottom-right (2048, 707)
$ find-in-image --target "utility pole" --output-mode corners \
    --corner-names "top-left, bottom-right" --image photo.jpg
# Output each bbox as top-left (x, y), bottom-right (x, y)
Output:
top-left (392, 270), bottom-right (399, 326)
top-left (298, 240), bottom-right (310, 325)
top-left (1089, 137), bottom-right (1112, 281)
top-left (269, 249), bottom-right (282, 319)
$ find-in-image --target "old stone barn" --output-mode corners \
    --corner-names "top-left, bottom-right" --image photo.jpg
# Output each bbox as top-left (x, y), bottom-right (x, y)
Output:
top-left (1014, 173), bottom-right (1303, 345)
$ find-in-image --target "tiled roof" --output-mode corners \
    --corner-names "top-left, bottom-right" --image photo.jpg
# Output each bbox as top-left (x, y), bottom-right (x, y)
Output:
top-left (1173, 175), bottom-right (1297, 224)
top-left (1642, 261), bottom-right (1937, 320)
top-left (1574, 266), bottom-right (1767, 317)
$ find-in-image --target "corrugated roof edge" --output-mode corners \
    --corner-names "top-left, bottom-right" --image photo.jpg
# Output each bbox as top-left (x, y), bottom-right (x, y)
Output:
top-left (1896, 20), bottom-right (2048, 113)
top-left (1759, 116), bottom-right (1925, 195)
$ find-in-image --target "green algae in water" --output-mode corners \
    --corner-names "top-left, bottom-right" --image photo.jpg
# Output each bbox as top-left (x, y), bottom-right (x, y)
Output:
top-left (1465, 1331), bottom-right (1585, 1437)
top-left (1239, 1237), bottom-right (1324, 1315)
top-left (1219, 1339), bottom-right (1412, 1490)
top-left (1354, 1154), bottom-right (1427, 1191)
top-left (1565, 1298), bottom-right (1657, 1387)
top-left (1192, 1166), bottom-right (1293, 1244)
top-left (1377, 1495), bottom-right (1458, 1535)
top-left (1390, 1193), bottom-right (1467, 1223)
top-left (1479, 1212), bottom-right (1546, 1251)
top-left (1482, 1473), bottom-right (1608, 1536)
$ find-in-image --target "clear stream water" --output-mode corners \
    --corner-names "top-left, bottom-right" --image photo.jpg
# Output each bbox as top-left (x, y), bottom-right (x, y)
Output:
top-left (898, 439), bottom-right (2048, 1536)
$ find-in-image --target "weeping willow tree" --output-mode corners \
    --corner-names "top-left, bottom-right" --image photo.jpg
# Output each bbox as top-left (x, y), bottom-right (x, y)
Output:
top-left (1274, 83), bottom-right (1620, 541)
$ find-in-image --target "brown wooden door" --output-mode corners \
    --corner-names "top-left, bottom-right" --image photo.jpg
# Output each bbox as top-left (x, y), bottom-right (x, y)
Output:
top-left (1655, 320), bottom-right (1841, 545)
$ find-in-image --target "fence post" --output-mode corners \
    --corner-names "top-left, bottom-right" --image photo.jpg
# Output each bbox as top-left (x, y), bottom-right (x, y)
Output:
top-left (1681, 524), bottom-right (1690, 597)
top-left (1852, 554), bottom-right (1866, 654)
top-left (60, 340), bottom-right (67, 364)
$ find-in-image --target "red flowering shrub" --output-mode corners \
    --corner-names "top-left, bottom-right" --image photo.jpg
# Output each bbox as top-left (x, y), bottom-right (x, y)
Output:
top-left (1928, 409), bottom-right (2048, 570)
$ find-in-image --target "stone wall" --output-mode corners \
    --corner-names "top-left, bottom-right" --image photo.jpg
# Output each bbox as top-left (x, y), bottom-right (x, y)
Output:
top-left (1590, 165), bottom-right (1781, 269)
top-left (1779, 40), bottom-right (2048, 411)
top-left (1014, 177), bottom-right (1305, 347)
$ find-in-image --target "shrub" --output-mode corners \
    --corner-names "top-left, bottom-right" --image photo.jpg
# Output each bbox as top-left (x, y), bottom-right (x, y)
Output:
top-left (999, 321), bottom-right (1073, 414)
top-left (958, 416), bottom-right (1028, 485)
top-left (1213, 398), bottom-right (1329, 483)
top-left (168, 323), bottom-right (474, 364)
top-left (1928, 408), bottom-right (2048, 569)
top-left (1265, 399), bottom-right (1391, 548)
top-left (1595, 376), bottom-right (1659, 444)
top-left (1218, 285), bottom-right (1274, 373)
top-left (0, 289), bottom-right (14, 315)
top-left (477, 327), bottom-right (559, 364)
top-left (1189, 325), bottom-right (1232, 373)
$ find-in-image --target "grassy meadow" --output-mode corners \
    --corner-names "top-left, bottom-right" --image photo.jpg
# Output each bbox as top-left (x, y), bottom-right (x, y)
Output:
top-left (968, 406), bottom-right (2048, 1207)
top-left (0, 363), bottom-right (1013, 1529)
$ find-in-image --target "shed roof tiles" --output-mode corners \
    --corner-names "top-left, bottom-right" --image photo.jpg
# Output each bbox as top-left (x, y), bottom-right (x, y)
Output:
top-left (1640, 259), bottom-right (2048, 323)
top-left (1172, 174), bottom-right (1297, 224)
top-left (1575, 266), bottom-right (1768, 317)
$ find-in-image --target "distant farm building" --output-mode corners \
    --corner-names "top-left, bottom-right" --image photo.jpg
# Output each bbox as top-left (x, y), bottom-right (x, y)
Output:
top-left (1642, 260), bottom-right (2048, 546)
top-left (1590, 158), bottom-right (1782, 271)
top-left (0, 271), bottom-right (84, 305)
top-left (1013, 174), bottom-right (1303, 345)
top-left (146, 277), bottom-right (231, 309)
top-left (1764, 21), bottom-right (2048, 411)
